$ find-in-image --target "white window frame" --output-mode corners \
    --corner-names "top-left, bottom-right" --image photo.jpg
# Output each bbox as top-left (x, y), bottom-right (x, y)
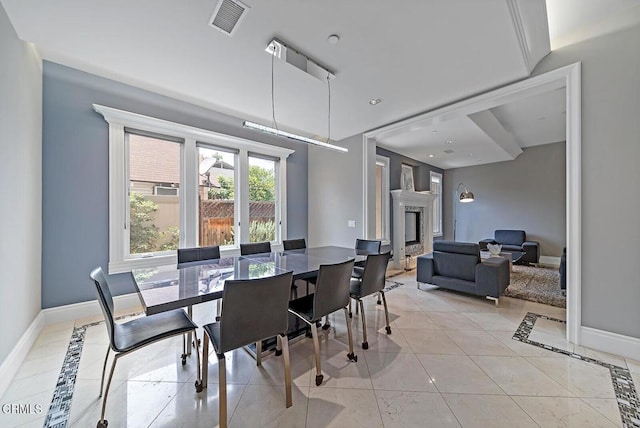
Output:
top-left (94, 104), bottom-right (294, 274)
top-left (375, 155), bottom-right (390, 244)
top-left (430, 171), bottom-right (443, 237)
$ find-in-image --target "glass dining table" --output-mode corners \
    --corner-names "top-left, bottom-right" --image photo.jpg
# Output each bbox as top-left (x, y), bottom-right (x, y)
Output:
top-left (131, 246), bottom-right (376, 357)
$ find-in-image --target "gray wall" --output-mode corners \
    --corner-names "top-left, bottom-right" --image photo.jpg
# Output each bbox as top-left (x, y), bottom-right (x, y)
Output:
top-left (376, 147), bottom-right (444, 242)
top-left (443, 142), bottom-right (566, 257)
top-left (533, 24), bottom-right (640, 339)
top-left (0, 5), bottom-right (42, 364)
top-left (308, 134), bottom-right (365, 248)
top-left (42, 61), bottom-right (308, 309)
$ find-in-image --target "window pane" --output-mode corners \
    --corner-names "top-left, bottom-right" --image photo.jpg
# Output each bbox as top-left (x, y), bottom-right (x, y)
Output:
top-left (128, 134), bottom-right (180, 255)
top-left (375, 164), bottom-right (383, 239)
top-left (431, 173), bottom-right (442, 235)
top-left (198, 147), bottom-right (236, 247)
top-left (248, 156), bottom-right (277, 243)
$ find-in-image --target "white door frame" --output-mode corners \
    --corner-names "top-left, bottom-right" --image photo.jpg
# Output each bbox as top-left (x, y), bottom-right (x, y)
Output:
top-left (362, 62), bottom-right (582, 344)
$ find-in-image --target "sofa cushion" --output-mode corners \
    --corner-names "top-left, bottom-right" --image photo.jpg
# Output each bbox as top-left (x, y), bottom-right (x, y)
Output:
top-left (433, 241), bottom-right (480, 257)
top-left (495, 230), bottom-right (525, 246)
top-left (431, 276), bottom-right (477, 294)
top-left (501, 244), bottom-right (523, 252)
top-left (432, 241), bottom-right (480, 282)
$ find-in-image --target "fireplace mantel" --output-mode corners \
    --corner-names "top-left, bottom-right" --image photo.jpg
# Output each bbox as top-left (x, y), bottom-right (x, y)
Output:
top-left (390, 190), bottom-right (437, 270)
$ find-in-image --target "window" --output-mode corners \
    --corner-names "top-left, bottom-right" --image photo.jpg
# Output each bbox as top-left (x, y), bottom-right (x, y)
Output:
top-left (95, 105), bottom-right (294, 273)
top-left (128, 133), bottom-right (181, 256)
top-left (430, 171), bottom-right (443, 236)
top-left (198, 146), bottom-right (237, 248)
top-left (375, 155), bottom-right (390, 242)
top-left (248, 155), bottom-right (279, 243)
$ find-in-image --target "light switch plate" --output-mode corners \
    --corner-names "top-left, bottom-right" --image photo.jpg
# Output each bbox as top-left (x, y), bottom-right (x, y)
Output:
top-left (347, 220), bottom-right (356, 228)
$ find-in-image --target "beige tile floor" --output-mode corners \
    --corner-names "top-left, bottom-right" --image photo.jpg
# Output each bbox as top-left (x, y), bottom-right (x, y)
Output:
top-left (1, 271), bottom-right (637, 427)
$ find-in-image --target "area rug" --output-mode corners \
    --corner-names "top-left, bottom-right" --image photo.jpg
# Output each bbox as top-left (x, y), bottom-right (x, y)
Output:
top-left (503, 265), bottom-right (565, 307)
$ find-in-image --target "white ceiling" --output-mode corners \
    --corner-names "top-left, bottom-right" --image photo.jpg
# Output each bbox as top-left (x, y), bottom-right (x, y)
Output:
top-left (2, 0), bottom-right (634, 167)
top-left (1, 0), bottom-right (550, 142)
top-left (376, 87), bottom-right (567, 169)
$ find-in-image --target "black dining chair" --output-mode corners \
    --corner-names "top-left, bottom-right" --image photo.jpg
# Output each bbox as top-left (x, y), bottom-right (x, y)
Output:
top-left (283, 238), bottom-right (315, 297)
top-left (178, 245), bottom-right (223, 325)
top-left (288, 259), bottom-right (358, 386)
top-left (177, 245), bottom-right (221, 264)
top-left (240, 241), bottom-right (272, 255)
top-left (349, 252), bottom-right (392, 349)
top-left (201, 271), bottom-right (294, 428)
top-left (353, 238), bottom-right (383, 305)
top-left (355, 238), bottom-right (382, 253)
top-left (283, 238), bottom-right (307, 251)
top-left (89, 267), bottom-right (202, 428)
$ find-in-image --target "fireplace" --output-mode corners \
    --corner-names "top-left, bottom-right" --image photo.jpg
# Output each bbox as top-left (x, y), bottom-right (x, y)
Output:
top-left (390, 190), bottom-right (437, 270)
top-left (405, 211), bottom-right (420, 246)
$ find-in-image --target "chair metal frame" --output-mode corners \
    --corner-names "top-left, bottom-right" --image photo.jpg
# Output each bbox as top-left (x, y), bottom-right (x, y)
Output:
top-left (200, 272), bottom-right (294, 428)
top-left (288, 259), bottom-right (358, 386)
top-left (90, 267), bottom-right (202, 428)
top-left (349, 252), bottom-right (392, 349)
top-left (177, 245), bottom-right (223, 354)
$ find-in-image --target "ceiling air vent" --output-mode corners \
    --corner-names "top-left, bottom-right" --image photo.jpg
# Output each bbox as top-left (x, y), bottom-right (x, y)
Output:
top-left (209, 0), bottom-right (249, 36)
top-left (444, 149), bottom-right (455, 154)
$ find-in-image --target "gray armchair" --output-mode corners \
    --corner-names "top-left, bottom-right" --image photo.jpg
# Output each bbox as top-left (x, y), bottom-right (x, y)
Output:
top-left (416, 241), bottom-right (510, 306)
top-left (479, 229), bottom-right (539, 264)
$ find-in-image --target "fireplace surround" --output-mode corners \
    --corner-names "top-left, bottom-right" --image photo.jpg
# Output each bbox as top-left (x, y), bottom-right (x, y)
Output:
top-left (390, 190), bottom-right (437, 270)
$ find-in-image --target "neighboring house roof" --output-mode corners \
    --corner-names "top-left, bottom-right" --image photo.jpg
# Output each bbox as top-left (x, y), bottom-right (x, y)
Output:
top-left (129, 134), bottom-right (180, 184)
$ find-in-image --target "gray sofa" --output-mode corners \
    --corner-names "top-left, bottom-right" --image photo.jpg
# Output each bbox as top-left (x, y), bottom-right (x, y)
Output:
top-left (416, 241), bottom-right (510, 305)
top-left (479, 230), bottom-right (539, 264)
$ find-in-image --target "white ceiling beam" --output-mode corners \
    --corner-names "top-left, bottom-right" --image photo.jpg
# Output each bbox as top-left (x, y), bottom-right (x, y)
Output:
top-left (467, 110), bottom-right (523, 159)
top-left (505, 0), bottom-right (551, 73)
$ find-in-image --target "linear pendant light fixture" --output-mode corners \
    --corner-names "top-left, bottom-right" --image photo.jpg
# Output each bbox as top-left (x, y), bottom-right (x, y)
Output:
top-left (242, 38), bottom-right (348, 153)
top-left (243, 121), bottom-right (348, 152)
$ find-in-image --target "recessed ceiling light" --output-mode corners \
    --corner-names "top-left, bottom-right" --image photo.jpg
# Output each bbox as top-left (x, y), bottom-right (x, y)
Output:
top-left (327, 34), bottom-right (340, 45)
top-left (369, 98), bottom-right (382, 105)
top-left (468, 153), bottom-right (473, 157)
top-left (445, 140), bottom-right (453, 144)
top-left (428, 154), bottom-right (435, 158)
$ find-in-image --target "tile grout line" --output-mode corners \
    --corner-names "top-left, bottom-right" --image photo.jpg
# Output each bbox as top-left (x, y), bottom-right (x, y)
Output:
top-left (513, 312), bottom-right (639, 428)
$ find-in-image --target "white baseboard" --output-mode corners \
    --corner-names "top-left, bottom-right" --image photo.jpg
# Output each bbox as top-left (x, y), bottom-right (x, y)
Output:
top-left (0, 293), bottom-right (141, 399)
top-left (580, 326), bottom-right (640, 362)
top-left (42, 292), bottom-right (141, 325)
top-left (0, 311), bottom-right (45, 399)
top-left (539, 256), bottom-right (561, 267)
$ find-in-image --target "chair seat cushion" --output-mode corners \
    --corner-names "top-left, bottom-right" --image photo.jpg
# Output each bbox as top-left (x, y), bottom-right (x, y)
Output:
top-left (203, 322), bottom-right (223, 354)
top-left (288, 294), bottom-right (316, 323)
top-left (113, 309), bottom-right (196, 353)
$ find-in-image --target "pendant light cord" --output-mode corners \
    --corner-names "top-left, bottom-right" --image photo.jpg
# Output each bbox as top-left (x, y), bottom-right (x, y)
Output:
top-left (327, 74), bottom-right (331, 143)
top-left (271, 43), bottom-right (279, 131)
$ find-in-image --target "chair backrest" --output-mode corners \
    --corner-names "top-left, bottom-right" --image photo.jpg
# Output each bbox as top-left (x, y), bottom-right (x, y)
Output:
top-left (89, 267), bottom-right (116, 348)
top-left (355, 239), bottom-right (381, 253)
top-left (218, 271), bottom-right (293, 354)
top-left (312, 259), bottom-right (355, 318)
top-left (177, 245), bottom-right (221, 265)
top-left (495, 230), bottom-right (526, 246)
top-left (360, 252), bottom-right (391, 296)
top-left (433, 241), bottom-right (480, 282)
top-left (283, 238), bottom-right (306, 251)
top-left (240, 241), bottom-right (272, 256)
